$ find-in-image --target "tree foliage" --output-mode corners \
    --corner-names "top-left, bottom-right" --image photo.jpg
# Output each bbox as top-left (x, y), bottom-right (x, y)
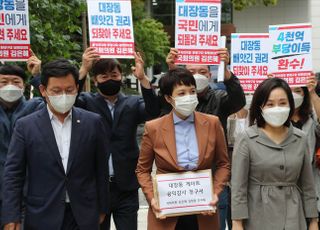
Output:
top-left (232, 0), bottom-right (278, 11)
top-left (27, 0), bottom-right (170, 70)
top-left (29, 0), bottom-right (86, 64)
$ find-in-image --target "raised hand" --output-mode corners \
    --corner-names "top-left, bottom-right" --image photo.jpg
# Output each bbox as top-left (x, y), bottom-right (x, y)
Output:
top-left (79, 47), bottom-right (100, 80)
top-left (166, 48), bottom-right (179, 70)
top-left (131, 52), bottom-right (151, 89)
top-left (27, 49), bottom-right (42, 76)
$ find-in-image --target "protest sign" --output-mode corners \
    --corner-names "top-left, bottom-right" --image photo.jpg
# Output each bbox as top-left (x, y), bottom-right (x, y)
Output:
top-left (217, 36), bottom-right (226, 82)
top-left (231, 33), bottom-right (269, 93)
top-left (87, 0), bottom-right (134, 58)
top-left (175, 0), bottom-right (221, 65)
top-left (153, 169), bottom-right (215, 218)
top-left (0, 0), bottom-right (31, 61)
top-left (269, 23), bottom-right (312, 86)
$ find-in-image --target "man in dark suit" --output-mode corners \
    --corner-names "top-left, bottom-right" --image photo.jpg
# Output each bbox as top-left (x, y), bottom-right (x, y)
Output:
top-left (2, 59), bottom-right (109, 230)
top-left (0, 64), bottom-right (44, 224)
top-left (28, 49), bottom-right (159, 230)
top-left (76, 48), bottom-right (159, 230)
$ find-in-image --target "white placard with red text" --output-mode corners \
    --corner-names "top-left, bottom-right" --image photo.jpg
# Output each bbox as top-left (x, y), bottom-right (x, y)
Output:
top-left (0, 0), bottom-right (31, 61)
top-left (175, 0), bottom-right (221, 65)
top-left (231, 33), bottom-right (269, 93)
top-left (154, 169), bottom-right (215, 218)
top-left (87, 0), bottom-right (134, 58)
top-left (269, 23), bottom-right (312, 87)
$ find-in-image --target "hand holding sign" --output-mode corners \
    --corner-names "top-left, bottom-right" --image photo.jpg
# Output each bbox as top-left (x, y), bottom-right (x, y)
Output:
top-left (79, 47), bottom-right (100, 80)
top-left (131, 52), bottom-right (151, 89)
top-left (201, 193), bottom-right (219, 216)
top-left (151, 198), bottom-right (166, 219)
top-left (166, 48), bottom-right (179, 70)
top-left (217, 47), bottom-right (231, 81)
top-left (27, 50), bottom-right (41, 76)
top-left (307, 73), bottom-right (317, 93)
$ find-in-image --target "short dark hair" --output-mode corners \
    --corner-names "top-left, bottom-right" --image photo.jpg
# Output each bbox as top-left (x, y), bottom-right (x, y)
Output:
top-left (249, 78), bottom-right (294, 127)
top-left (0, 64), bottom-right (27, 81)
top-left (185, 64), bottom-right (210, 71)
top-left (41, 59), bottom-right (79, 87)
top-left (159, 68), bottom-right (196, 96)
top-left (296, 87), bottom-right (312, 124)
top-left (91, 59), bottom-right (122, 77)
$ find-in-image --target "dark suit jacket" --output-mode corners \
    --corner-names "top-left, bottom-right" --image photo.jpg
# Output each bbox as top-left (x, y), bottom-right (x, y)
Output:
top-left (29, 76), bottom-right (160, 192)
top-left (0, 97), bottom-right (44, 200)
top-left (76, 89), bottom-right (159, 192)
top-left (2, 107), bottom-right (109, 230)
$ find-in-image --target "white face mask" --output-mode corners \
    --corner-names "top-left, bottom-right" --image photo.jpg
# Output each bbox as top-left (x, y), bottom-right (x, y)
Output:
top-left (292, 92), bottom-right (304, 109)
top-left (48, 94), bottom-right (77, 114)
top-left (262, 106), bottom-right (290, 127)
top-left (173, 94), bottom-right (199, 117)
top-left (0, 84), bottom-right (24, 103)
top-left (193, 74), bottom-right (209, 93)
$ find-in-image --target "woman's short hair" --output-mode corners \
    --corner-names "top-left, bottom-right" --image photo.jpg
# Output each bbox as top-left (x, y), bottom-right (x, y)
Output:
top-left (159, 68), bottom-right (196, 96)
top-left (249, 78), bottom-right (295, 127)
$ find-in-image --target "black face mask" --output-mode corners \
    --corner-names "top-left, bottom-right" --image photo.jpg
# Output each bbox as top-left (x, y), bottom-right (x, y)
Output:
top-left (97, 80), bottom-right (121, 96)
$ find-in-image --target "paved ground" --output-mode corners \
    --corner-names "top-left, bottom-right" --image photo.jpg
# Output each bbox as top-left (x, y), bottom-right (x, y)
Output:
top-left (111, 189), bottom-right (230, 230)
top-left (110, 188), bottom-right (148, 230)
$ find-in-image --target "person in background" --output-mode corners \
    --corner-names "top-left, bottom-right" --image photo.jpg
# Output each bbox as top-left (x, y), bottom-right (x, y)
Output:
top-left (232, 77), bottom-right (318, 230)
top-left (290, 74), bottom-right (320, 227)
top-left (0, 63), bottom-right (44, 225)
top-left (76, 49), bottom-right (159, 230)
top-left (2, 59), bottom-right (109, 229)
top-left (136, 68), bottom-right (230, 230)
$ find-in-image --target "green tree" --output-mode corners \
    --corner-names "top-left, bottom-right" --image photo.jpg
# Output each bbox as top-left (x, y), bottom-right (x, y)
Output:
top-left (29, 0), bottom-right (86, 64)
top-left (122, 0), bottom-right (171, 73)
top-left (233, 0), bottom-right (278, 10)
top-left (28, 0), bottom-right (170, 71)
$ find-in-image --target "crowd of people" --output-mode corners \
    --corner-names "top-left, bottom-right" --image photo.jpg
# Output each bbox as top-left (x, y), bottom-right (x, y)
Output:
top-left (0, 46), bottom-right (319, 230)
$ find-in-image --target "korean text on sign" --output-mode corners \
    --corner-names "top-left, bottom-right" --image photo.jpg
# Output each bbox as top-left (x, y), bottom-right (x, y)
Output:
top-left (231, 33), bottom-right (269, 93)
top-left (87, 0), bottom-right (134, 58)
top-left (269, 23), bottom-right (312, 87)
top-left (154, 169), bottom-right (215, 218)
top-left (0, 0), bottom-right (30, 61)
top-left (175, 0), bottom-right (221, 65)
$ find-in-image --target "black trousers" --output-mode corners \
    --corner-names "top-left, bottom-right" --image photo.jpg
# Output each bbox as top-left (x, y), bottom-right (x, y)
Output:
top-left (61, 203), bottom-right (79, 230)
top-left (100, 181), bottom-right (139, 230)
top-left (175, 215), bottom-right (199, 230)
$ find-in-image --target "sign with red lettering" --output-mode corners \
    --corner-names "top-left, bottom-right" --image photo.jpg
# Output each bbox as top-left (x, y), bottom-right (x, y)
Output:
top-left (175, 0), bottom-right (221, 65)
top-left (154, 169), bottom-right (215, 218)
top-left (231, 33), bottom-right (269, 93)
top-left (87, 0), bottom-right (134, 58)
top-left (0, 0), bottom-right (31, 61)
top-left (269, 23), bottom-right (312, 87)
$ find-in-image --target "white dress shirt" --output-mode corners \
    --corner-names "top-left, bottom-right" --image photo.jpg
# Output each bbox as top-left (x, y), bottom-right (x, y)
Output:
top-left (47, 105), bottom-right (72, 202)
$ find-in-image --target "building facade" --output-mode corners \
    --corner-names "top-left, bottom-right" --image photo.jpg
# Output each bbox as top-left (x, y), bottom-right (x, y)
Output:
top-left (149, 0), bottom-right (320, 73)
